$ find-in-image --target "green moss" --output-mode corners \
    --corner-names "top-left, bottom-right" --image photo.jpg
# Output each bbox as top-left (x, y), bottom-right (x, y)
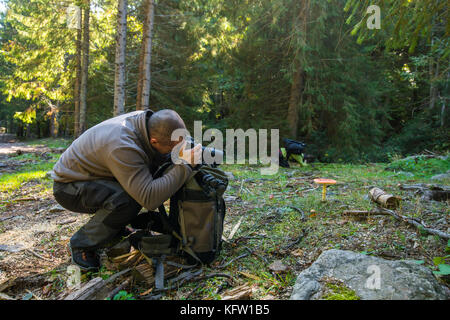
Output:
top-left (321, 283), bottom-right (361, 300)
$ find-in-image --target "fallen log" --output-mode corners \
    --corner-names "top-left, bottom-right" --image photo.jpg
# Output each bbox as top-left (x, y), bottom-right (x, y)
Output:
top-left (369, 188), bottom-right (401, 209)
top-left (64, 277), bottom-right (108, 300)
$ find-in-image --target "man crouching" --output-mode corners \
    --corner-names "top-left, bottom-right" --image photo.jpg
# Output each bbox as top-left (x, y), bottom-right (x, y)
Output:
top-left (50, 109), bottom-right (201, 271)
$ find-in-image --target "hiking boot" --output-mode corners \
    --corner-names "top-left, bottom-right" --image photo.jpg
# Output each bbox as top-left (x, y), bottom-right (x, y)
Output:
top-left (69, 245), bottom-right (100, 272)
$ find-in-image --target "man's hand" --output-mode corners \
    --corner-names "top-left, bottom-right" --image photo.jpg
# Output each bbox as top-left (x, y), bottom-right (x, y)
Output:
top-left (171, 140), bottom-right (202, 166)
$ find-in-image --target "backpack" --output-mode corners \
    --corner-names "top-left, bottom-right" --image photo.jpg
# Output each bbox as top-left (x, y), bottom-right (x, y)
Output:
top-left (130, 163), bottom-right (229, 266)
top-left (283, 138), bottom-right (307, 160)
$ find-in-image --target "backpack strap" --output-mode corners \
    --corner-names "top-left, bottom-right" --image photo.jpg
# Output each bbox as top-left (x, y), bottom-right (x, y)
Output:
top-left (157, 202), bottom-right (203, 265)
top-left (153, 255), bottom-right (166, 290)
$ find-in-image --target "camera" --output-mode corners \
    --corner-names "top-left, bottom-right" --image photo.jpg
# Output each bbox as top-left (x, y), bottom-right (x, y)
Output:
top-left (185, 136), bottom-right (224, 167)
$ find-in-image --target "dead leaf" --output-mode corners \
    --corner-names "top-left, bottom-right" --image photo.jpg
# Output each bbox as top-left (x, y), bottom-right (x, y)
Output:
top-left (221, 285), bottom-right (256, 300)
top-left (42, 284), bottom-right (52, 296)
top-left (290, 249), bottom-right (304, 257)
top-left (268, 260), bottom-right (288, 273)
top-left (238, 271), bottom-right (261, 281)
top-left (140, 287), bottom-right (153, 296)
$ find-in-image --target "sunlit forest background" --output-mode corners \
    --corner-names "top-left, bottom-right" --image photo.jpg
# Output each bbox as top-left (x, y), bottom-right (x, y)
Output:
top-left (0, 0), bottom-right (448, 162)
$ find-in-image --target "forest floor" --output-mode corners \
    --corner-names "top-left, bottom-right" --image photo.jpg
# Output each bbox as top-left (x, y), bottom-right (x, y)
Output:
top-left (0, 137), bottom-right (449, 300)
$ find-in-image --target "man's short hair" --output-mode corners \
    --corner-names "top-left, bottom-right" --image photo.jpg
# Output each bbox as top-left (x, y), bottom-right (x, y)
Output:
top-left (148, 109), bottom-right (186, 145)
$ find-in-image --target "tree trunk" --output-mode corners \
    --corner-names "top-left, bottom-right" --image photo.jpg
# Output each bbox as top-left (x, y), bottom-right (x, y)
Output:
top-left (288, 66), bottom-right (303, 139)
top-left (287, 0), bottom-right (309, 139)
top-left (74, 9), bottom-right (82, 137)
top-left (136, 1), bottom-right (146, 110)
top-left (114, 0), bottom-right (127, 116)
top-left (79, 0), bottom-right (90, 134)
top-left (50, 102), bottom-right (59, 138)
top-left (35, 120), bottom-right (41, 139)
top-left (440, 71), bottom-right (449, 127)
top-left (136, 0), bottom-right (154, 110)
top-left (429, 58), bottom-right (439, 111)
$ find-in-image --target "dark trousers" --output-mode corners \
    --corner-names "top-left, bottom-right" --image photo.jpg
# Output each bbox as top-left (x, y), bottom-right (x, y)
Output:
top-left (53, 179), bottom-right (142, 251)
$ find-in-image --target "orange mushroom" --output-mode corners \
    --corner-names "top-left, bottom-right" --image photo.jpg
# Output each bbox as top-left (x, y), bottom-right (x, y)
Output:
top-left (313, 178), bottom-right (337, 201)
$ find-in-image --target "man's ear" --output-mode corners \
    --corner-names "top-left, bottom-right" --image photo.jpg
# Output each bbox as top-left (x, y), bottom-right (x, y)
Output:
top-left (150, 137), bottom-right (158, 144)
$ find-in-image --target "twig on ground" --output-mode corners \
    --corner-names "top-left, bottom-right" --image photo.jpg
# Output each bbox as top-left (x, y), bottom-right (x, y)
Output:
top-left (282, 234), bottom-right (304, 250)
top-left (287, 206), bottom-right (306, 221)
top-left (376, 207), bottom-right (450, 240)
top-left (342, 210), bottom-right (391, 216)
top-left (217, 253), bottom-right (250, 269)
top-left (25, 249), bottom-right (53, 262)
top-left (244, 246), bottom-right (269, 264)
top-left (57, 218), bottom-right (77, 225)
top-left (227, 217), bottom-right (244, 240)
top-left (1, 197), bottom-right (36, 203)
top-left (0, 216), bottom-right (17, 222)
top-left (107, 276), bottom-right (132, 300)
top-left (186, 273), bottom-right (233, 299)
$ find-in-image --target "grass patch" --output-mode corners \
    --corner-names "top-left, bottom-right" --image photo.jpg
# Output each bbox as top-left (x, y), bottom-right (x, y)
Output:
top-left (25, 138), bottom-right (72, 149)
top-left (321, 282), bottom-right (361, 300)
top-left (385, 154), bottom-right (450, 178)
top-left (0, 154), bottom-right (59, 193)
top-left (0, 163), bottom-right (54, 192)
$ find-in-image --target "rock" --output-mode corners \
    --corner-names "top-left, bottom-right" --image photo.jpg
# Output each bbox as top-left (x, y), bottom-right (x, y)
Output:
top-left (290, 249), bottom-right (449, 300)
top-left (268, 260), bottom-right (288, 273)
top-left (430, 173), bottom-right (450, 181)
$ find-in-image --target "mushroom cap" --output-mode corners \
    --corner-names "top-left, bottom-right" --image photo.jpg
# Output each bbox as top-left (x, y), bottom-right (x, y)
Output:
top-left (314, 178), bottom-right (337, 185)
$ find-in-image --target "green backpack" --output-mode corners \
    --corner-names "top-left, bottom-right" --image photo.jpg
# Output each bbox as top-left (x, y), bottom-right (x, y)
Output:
top-left (133, 163), bottom-right (229, 266)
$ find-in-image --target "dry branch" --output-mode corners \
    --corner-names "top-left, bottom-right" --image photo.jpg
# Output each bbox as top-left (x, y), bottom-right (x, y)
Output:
top-left (374, 207), bottom-right (450, 240)
top-left (26, 249), bottom-right (53, 262)
top-left (107, 276), bottom-right (132, 300)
